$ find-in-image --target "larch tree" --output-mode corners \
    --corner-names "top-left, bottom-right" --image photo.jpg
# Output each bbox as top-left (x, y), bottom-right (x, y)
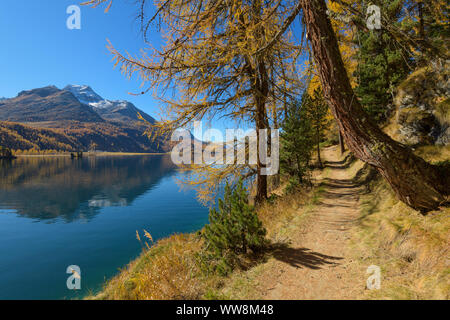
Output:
top-left (86, 0), bottom-right (449, 212)
top-left (253, 0), bottom-right (449, 211)
top-left (333, 1), bottom-right (411, 123)
top-left (298, 0), bottom-right (449, 212)
top-left (84, 0), bottom-right (304, 204)
top-left (307, 0), bottom-right (356, 156)
top-left (330, 0), bottom-right (449, 63)
top-left (402, 0), bottom-right (449, 62)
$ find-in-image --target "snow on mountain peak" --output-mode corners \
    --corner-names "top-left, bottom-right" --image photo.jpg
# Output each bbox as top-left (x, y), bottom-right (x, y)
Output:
top-left (64, 85), bottom-right (130, 110)
top-left (64, 84), bottom-right (104, 104)
top-left (89, 100), bottom-right (114, 109)
top-left (63, 84), bottom-right (156, 124)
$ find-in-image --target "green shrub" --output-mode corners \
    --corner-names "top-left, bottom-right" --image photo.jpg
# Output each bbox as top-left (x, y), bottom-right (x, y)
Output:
top-left (280, 96), bottom-right (314, 186)
top-left (200, 179), bottom-right (267, 275)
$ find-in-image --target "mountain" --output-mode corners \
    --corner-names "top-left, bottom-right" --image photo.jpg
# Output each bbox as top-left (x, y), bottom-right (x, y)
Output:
top-left (0, 86), bottom-right (104, 122)
top-left (0, 85), bottom-right (168, 153)
top-left (64, 85), bottom-right (156, 124)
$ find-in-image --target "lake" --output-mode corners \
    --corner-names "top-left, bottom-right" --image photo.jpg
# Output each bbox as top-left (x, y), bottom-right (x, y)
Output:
top-left (0, 155), bottom-right (210, 299)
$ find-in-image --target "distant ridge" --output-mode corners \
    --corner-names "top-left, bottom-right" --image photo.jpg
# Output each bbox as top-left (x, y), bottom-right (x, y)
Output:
top-left (0, 86), bottom-right (103, 122)
top-left (0, 85), bottom-right (168, 153)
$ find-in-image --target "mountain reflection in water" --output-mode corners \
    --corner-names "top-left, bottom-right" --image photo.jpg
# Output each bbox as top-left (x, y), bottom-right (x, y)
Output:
top-left (0, 154), bottom-right (210, 299)
top-left (0, 155), bottom-right (176, 222)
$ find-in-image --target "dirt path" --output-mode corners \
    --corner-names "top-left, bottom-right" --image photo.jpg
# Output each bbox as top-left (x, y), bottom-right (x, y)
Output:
top-left (259, 146), bottom-right (365, 299)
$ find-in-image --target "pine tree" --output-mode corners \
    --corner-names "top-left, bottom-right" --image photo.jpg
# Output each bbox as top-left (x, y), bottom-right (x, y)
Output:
top-left (201, 179), bottom-right (266, 275)
top-left (402, 0), bottom-right (449, 64)
top-left (306, 89), bottom-right (330, 168)
top-left (354, 0), bottom-right (411, 122)
top-left (280, 96), bottom-right (314, 188)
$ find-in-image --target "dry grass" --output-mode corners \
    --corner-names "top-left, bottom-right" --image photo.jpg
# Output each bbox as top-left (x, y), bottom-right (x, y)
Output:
top-left (351, 161), bottom-right (449, 300)
top-left (88, 233), bottom-right (216, 300)
top-left (87, 179), bottom-right (320, 300)
top-left (257, 185), bottom-right (317, 241)
top-left (413, 144), bottom-right (450, 164)
top-left (434, 98), bottom-right (450, 127)
top-left (214, 185), bottom-right (324, 299)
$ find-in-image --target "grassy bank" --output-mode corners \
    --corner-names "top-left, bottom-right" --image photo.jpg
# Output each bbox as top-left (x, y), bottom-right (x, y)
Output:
top-left (86, 181), bottom-right (322, 300)
top-left (348, 146), bottom-right (449, 300)
top-left (351, 174), bottom-right (449, 299)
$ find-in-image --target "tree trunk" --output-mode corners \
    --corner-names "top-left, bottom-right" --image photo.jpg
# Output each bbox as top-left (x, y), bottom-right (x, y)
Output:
top-left (418, 1), bottom-right (425, 41)
top-left (254, 40), bottom-right (269, 204)
top-left (242, 228), bottom-right (247, 254)
top-left (241, 2), bottom-right (268, 205)
top-left (299, 0), bottom-right (449, 212)
top-left (255, 97), bottom-right (268, 204)
top-left (338, 130), bottom-right (345, 155)
top-left (255, 168), bottom-right (268, 204)
top-left (317, 126), bottom-right (322, 168)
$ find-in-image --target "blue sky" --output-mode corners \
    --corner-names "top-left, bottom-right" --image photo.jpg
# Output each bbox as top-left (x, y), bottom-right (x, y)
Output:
top-left (0, 1), bottom-right (305, 140)
top-left (0, 0), bottom-right (162, 118)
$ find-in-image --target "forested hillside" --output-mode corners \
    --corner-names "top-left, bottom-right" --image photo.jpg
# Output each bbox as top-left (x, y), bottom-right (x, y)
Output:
top-left (0, 121), bottom-right (168, 153)
top-left (0, 85), bottom-right (168, 153)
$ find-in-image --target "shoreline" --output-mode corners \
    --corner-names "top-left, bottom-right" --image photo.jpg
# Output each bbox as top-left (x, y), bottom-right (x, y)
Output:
top-left (15, 152), bottom-right (170, 157)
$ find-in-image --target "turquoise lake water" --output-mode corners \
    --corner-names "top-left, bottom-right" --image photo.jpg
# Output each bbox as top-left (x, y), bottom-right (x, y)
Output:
top-left (0, 155), bottom-right (210, 299)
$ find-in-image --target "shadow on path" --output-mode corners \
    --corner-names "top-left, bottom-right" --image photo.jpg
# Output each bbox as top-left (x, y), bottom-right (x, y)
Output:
top-left (271, 244), bottom-right (343, 269)
top-left (323, 154), bottom-right (354, 169)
